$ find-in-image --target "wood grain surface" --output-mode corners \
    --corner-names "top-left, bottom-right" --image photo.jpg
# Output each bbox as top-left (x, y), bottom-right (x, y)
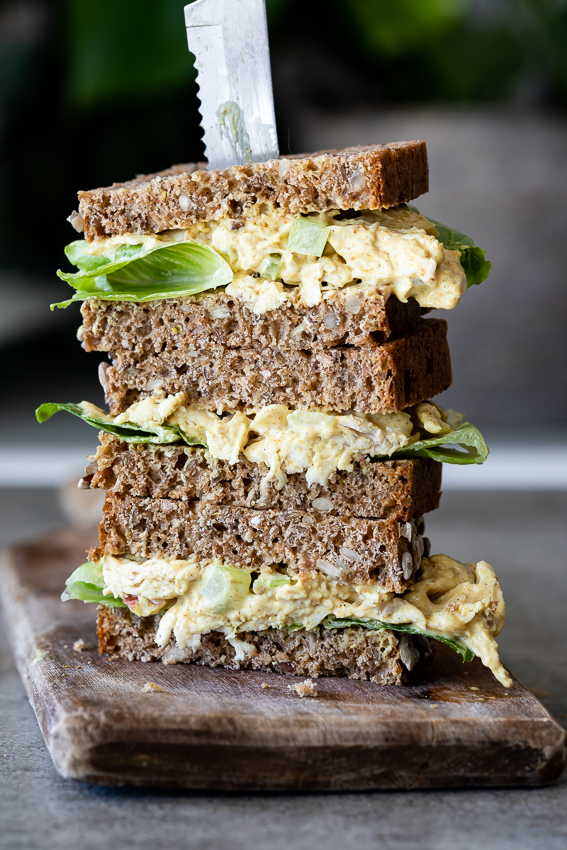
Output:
top-left (1, 526), bottom-right (565, 791)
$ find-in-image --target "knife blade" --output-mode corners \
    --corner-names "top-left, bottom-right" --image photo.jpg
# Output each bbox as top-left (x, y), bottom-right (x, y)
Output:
top-left (184, 0), bottom-right (279, 171)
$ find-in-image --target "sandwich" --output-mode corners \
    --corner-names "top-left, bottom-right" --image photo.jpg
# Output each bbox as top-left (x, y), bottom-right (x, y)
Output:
top-left (38, 141), bottom-right (511, 688)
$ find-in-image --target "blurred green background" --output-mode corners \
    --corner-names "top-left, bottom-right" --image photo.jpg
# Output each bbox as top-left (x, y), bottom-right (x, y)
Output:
top-left (0, 0), bottom-right (566, 481)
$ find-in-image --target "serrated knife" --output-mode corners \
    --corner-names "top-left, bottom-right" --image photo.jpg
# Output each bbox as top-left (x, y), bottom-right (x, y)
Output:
top-left (184, 0), bottom-right (279, 171)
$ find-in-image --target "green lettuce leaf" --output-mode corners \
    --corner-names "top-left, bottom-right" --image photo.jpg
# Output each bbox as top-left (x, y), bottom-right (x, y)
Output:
top-left (395, 422), bottom-right (489, 465)
top-left (407, 205), bottom-right (491, 288)
top-left (35, 401), bottom-right (206, 447)
top-left (53, 240), bottom-right (234, 309)
top-left (321, 615), bottom-right (475, 662)
top-left (432, 220), bottom-right (491, 288)
top-left (61, 562), bottom-right (125, 607)
top-left (64, 240), bottom-right (114, 273)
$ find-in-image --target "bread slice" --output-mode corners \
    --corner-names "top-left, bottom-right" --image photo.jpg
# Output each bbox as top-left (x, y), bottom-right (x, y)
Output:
top-left (77, 142), bottom-right (428, 242)
top-left (89, 495), bottom-right (425, 590)
top-left (81, 289), bottom-right (423, 354)
top-left (103, 318), bottom-right (451, 415)
top-left (97, 606), bottom-right (425, 685)
top-left (88, 435), bottom-right (442, 521)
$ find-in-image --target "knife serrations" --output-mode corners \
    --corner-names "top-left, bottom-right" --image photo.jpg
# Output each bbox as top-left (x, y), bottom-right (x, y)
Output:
top-left (184, 0), bottom-right (279, 171)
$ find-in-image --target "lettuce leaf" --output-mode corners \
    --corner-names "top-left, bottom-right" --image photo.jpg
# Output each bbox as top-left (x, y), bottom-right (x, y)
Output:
top-left (53, 240), bottom-right (233, 309)
top-left (61, 562), bottom-right (125, 607)
top-left (394, 422), bottom-right (489, 465)
top-left (35, 401), bottom-right (206, 447)
top-left (432, 220), bottom-right (491, 288)
top-left (321, 615), bottom-right (475, 662)
top-left (65, 240), bottom-right (114, 273)
top-left (407, 205), bottom-right (491, 288)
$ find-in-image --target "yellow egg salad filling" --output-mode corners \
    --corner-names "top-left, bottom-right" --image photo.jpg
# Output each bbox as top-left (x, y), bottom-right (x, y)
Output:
top-left (100, 553), bottom-right (510, 687)
top-left (80, 206), bottom-right (466, 312)
top-left (84, 393), bottom-right (462, 493)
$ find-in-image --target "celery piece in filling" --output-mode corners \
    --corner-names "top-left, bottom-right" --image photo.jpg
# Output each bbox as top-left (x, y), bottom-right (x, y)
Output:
top-left (287, 216), bottom-right (330, 257)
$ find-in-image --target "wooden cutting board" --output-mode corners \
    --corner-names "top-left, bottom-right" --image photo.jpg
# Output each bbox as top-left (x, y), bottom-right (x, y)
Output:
top-left (1, 526), bottom-right (565, 791)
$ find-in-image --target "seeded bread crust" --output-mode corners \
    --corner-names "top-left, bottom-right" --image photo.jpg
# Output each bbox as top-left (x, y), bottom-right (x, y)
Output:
top-left (103, 319), bottom-right (451, 415)
top-left (88, 435), bottom-right (442, 521)
top-left (90, 495), bottom-right (424, 590)
top-left (81, 290), bottom-right (423, 354)
top-left (78, 142), bottom-right (428, 242)
top-left (96, 606), bottom-right (416, 685)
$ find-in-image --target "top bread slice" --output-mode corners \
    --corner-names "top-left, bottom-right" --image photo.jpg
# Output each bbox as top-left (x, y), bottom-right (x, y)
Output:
top-left (77, 141), bottom-right (428, 242)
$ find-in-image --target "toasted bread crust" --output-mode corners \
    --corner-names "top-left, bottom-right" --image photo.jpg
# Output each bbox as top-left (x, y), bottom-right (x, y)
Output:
top-left (103, 319), bottom-right (451, 415)
top-left (89, 435), bottom-right (441, 521)
top-left (81, 290), bottom-right (423, 354)
top-left (96, 606), bottom-right (418, 685)
top-left (89, 495), bottom-right (424, 589)
top-left (78, 142), bottom-right (429, 242)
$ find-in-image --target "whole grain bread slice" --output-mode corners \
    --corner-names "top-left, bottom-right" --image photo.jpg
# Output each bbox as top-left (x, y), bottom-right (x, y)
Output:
top-left (97, 606), bottom-right (423, 685)
top-left (90, 495), bottom-right (424, 589)
top-left (77, 141), bottom-right (428, 242)
top-left (88, 434), bottom-right (441, 521)
top-left (81, 289), bottom-right (422, 354)
top-left (103, 318), bottom-right (451, 415)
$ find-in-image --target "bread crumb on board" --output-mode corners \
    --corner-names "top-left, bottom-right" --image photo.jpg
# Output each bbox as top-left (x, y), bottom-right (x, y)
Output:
top-left (288, 679), bottom-right (317, 698)
top-left (142, 681), bottom-right (163, 693)
top-left (73, 639), bottom-right (89, 652)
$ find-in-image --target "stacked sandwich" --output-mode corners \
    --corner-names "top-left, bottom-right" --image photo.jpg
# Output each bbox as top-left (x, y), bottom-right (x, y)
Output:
top-left (39, 141), bottom-right (511, 688)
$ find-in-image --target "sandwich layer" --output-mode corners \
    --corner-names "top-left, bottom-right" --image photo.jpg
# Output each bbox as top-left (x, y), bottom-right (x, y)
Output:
top-left (72, 205), bottom-right (465, 313)
top-left (76, 142), bottom-right (429, 242)
top-left (90, 552), bottom-right (509, 686)
top-left (81, 289), bottom-right (423, 353)
top-left (88, 435), bottom-right (442, 520)
top-left (96, 611), bottom-right (413, 685)
top-left (90, 495), bottom-right (425, 589)
top-left (91, 553), bottom-right (507, 686)
top-left (103, 318), bottom-right (451, 415)
top-left (81, 397), bottom-right (454, 493)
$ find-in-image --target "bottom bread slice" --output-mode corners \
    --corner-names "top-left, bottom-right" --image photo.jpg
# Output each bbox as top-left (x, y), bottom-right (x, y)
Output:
top-left (97, 606), bottom-right (429, 685)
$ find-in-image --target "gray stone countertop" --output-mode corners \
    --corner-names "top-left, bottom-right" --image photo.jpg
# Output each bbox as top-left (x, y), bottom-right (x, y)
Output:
top-left (1, 488), bottom-right (566, 850)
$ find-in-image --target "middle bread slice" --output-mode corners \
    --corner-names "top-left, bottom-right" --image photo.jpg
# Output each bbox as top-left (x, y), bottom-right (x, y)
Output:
top-left (102, 318), bottom-right (451, 414)
top-left (89, 436), bottom-right (442, 520)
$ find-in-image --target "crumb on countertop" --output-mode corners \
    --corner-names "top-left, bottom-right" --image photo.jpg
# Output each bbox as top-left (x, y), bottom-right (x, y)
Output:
top-left (288, 679), bottom-right (317, 698)
top-left (142, 681), bottom-right (163, 693)
top-left (73, 639), bottom-right (89, 652)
